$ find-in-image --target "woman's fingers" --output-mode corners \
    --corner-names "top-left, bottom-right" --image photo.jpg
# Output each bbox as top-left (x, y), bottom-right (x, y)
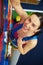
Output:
top-left (17, 37), bottom-right (25, 45)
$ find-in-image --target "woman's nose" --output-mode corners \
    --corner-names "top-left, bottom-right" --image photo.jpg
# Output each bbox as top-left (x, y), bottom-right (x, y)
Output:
top-left (26, 23), bottom-right (31, 26)
top-left (24, 21), bottom-right (31, 27)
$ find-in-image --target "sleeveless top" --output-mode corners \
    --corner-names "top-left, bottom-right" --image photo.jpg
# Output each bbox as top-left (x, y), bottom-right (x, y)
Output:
top-left (10, 23), bottom-right (37, 48)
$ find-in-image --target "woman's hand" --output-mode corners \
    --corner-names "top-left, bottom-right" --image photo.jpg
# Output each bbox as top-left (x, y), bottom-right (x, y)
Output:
top-left (17, 37), bottom-right (26, 54)
top-left (17, 37), bottom-right (25, 46)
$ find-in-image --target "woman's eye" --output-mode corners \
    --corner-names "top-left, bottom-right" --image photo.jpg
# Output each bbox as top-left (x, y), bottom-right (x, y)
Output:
top-left (28, 18), bottom-right (31, 23)
top-left (32, 23), bottom-right (36, 27)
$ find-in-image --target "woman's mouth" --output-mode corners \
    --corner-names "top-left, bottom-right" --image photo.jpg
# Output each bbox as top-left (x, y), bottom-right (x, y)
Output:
top-left (22, 26), bottom-right (29, 31)
top-left (23, 26), bottom-right (28, 30)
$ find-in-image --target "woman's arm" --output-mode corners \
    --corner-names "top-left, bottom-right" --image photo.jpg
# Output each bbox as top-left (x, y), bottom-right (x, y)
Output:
top-left (10, 0), bottom-right (28, 20)
top-left (17, 38), bottom-right (38, 55)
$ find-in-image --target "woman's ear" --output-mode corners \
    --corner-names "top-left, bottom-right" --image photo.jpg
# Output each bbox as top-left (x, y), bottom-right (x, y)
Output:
top-left (34, 29), bottom-right (41, 33)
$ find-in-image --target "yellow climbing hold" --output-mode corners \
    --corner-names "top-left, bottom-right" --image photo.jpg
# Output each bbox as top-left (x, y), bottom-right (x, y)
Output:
top-left (16, 16), bottom-right (20, 22)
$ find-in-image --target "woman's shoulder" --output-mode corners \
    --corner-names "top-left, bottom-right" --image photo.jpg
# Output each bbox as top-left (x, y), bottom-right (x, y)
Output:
top-left (30, 39), bottom-right (38, 46)
top-left (26, 35), bottom-right (38, 46)
top-left (30, 35), bottom-right (38, 45)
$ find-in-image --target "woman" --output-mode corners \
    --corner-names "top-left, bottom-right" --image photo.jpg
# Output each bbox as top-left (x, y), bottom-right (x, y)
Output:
top-left (10, 0), bottom-right (43, 65)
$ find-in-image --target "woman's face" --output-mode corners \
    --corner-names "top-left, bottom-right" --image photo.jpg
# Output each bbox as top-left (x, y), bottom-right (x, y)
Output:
top-left (22, 14), bottom-right (40, 33)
